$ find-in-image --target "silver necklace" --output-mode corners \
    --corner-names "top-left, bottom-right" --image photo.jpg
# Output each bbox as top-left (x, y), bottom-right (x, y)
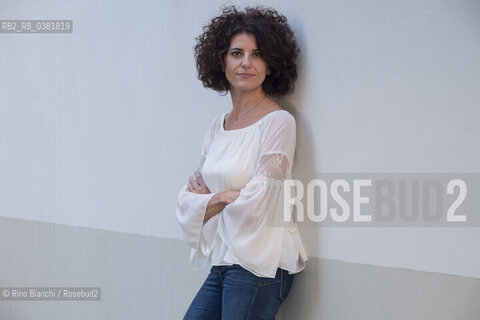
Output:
top-left (232, 95), bottom-right (266, 121)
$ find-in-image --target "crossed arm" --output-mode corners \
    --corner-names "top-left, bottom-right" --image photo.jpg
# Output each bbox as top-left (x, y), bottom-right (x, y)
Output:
top-left (187, 169), bottom-right (240, 223)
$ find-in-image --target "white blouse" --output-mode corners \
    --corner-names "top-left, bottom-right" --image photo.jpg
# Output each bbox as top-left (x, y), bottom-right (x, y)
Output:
top-left (175, 109), bottom-right (308, 278)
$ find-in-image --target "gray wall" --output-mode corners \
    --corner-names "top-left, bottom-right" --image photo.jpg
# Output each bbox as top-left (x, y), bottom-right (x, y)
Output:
top-left (1, 0), bottom-right (479, 318)
top-left (1, 217), bottom-right (479, 319)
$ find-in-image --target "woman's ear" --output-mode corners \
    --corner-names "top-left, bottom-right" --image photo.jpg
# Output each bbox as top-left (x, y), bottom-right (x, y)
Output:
top-left (266, 67), bottom-right (271, 75)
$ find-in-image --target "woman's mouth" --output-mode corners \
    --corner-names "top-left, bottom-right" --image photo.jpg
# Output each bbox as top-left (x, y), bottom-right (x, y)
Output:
top-left (237, 73), bottom-right (254, 78)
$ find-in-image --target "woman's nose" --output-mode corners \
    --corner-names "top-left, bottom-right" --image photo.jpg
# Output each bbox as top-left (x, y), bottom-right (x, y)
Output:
top-left (240, 54), bottom-right (252, 68)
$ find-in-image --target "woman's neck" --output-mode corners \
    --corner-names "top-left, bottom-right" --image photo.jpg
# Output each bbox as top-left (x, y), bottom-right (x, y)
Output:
top-left (229, 87), bottom-right (267, 115)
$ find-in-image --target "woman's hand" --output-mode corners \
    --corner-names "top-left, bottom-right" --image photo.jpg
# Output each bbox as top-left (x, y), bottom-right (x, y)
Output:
top-left (220, 189), bottom-right (240, 205)
top-left (187, 170), bottom-right (211, 194)
top-left (203, 189), bottom-right (240, 223)
top-left (186, 169), bottom-right (241, 224)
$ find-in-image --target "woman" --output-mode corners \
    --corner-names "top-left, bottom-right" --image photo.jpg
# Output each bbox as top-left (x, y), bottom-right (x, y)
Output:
top-left (175, 5), bottom-right (308, 319)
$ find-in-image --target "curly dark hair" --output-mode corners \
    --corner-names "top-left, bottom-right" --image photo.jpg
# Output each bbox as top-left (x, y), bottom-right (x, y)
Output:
top-left (194, 5), bottom-right (300, 97)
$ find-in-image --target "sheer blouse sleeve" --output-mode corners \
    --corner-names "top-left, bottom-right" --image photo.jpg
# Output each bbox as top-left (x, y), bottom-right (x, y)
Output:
top-left (175, 118), bottom-right (217, 250)
top-left (217, 112), bottom-right (298, 277)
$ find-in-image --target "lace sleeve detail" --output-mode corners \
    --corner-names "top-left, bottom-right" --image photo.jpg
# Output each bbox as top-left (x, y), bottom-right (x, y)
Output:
top-left (253, 152), bottom-right (290, 181)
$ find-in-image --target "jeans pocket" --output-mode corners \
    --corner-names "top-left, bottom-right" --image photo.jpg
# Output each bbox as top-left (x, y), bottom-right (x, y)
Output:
top-left (258, 278), bottom-right (281, 287)
top-left (258, 268), bottom-right (282, 288)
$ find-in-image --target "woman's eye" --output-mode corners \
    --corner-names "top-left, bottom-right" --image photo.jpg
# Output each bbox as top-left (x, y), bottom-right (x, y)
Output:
top-left (230, 51), bottom-right (262, 58)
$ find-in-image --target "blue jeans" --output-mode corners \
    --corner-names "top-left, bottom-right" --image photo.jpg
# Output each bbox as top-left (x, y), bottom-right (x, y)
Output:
top-left (183, 264), bottom-right (295, 320)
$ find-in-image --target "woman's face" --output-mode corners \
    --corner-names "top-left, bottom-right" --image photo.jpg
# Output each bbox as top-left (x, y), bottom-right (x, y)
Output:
top-left (223, 33), bottom-right (270, 93)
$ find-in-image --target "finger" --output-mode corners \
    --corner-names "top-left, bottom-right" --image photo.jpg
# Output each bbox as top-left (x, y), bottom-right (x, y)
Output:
top-left (194, 171), bottom-right (205, 186)
top-left (187, 179), bottom-right (193, 192)
top-left (190, 175), bottom-right (200, 187)
top-left (189, 177), bottom-right (198, 191)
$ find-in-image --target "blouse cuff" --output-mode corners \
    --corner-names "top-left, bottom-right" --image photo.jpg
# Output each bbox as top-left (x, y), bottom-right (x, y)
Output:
top-left (175, 184), bottom-right (215, 250)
